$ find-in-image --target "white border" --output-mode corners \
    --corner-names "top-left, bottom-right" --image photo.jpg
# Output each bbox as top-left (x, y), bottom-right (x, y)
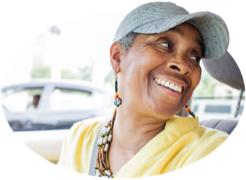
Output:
top-left (0, 0), bottom-right (245, 180)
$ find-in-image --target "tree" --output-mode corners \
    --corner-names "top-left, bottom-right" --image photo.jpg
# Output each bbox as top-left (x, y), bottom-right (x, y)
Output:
top-left (31, 65), bottom-right (51, 79)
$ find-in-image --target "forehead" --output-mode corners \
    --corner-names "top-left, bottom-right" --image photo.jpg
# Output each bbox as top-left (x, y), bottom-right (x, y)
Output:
top-left (132, 22), bottom-right (204, 52)
top-left (169, 22), bottom-right (202, 41)
top-left (136, 22), bottom-right (202, 44)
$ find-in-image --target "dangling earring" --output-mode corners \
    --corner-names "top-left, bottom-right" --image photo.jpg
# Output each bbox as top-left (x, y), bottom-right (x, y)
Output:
top-left (114, 77), bottom-right (122, 107)
top-left (185, 104), bottom-right (196, 118)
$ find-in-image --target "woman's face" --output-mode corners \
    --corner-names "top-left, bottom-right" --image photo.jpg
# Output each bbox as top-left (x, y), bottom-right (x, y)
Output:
top-left (111, 23), bottom-right (202, 119)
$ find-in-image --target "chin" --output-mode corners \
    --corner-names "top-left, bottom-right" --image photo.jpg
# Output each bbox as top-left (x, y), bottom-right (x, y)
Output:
top-left (150, 103), bottom-right (180, 119)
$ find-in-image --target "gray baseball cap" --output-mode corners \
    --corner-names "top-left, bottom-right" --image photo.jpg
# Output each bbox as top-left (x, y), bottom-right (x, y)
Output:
top-left (202, 51), bottom-right (245, 90)
top-left (114, 2), bottom-right (229, 59)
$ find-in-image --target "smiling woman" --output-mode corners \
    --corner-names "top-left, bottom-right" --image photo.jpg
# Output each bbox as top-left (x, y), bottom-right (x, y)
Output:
top-left (113, 23), bottom-right (203, 118)
top-left (57, 1), bottom-right (232, 178)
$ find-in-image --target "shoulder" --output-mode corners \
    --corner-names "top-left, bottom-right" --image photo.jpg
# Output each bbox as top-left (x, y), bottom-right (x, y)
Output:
top-left (183, 116), bottom-right (228, 148)
top-left (58, 116), bottom-right (109, 170)
top-left (71, 118), bottom-right (102, 133)
top-left (181, 123), bottom-right (228, 165)
top-left (169, 115), bottom-right (228, 156)
top-left (66, 116), bottom-right (107, 143)
top-left (170, 115), bottom-right (228, 140)
top-left (196, 125), bottom-right (228, 147)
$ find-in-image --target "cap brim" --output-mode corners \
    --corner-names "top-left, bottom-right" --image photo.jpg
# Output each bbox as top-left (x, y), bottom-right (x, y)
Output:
top-left (202, 51), bottom-right (245, 90)
top-left (134, 11), bottom-right (229, 59)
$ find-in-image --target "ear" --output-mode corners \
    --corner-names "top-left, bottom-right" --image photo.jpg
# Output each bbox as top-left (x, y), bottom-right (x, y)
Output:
top-left (110, 42), bottom-right (125, 74)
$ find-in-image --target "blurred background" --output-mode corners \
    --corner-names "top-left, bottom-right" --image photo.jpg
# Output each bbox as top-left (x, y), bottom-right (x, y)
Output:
top-left (0, 0), bottom-right (244, 132)
top-left (0, 0), bottom-right (245, 165)
top-left (0, 21), bottom-right (244, 132)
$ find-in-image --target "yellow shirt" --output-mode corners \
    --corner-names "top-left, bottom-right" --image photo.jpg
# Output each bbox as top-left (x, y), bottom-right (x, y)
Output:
top-left (58, 116), bottom-right (228, 178)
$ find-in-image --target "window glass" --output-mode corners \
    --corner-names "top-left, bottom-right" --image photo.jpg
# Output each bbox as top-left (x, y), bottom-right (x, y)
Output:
top-left (193, 104), bottom-right (199, 113)
top-left (1, 87), bottom-right (43, 112)
top-left (239, 106), bottom-right (244, 115)
top-left (48, 88), bottom-right (95, 111)
top-left (190, 64), bottom-right (245, 121)
top-left (204, 105), bottom-right (231, 114)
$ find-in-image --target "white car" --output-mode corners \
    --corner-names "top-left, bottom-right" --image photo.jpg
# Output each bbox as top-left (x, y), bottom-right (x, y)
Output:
top-left (1, 80), bottom-right (114, 131)
top-left (191, 97), bottom-right (245, 122)
top-left (1, 80), bottom-right (114, 163)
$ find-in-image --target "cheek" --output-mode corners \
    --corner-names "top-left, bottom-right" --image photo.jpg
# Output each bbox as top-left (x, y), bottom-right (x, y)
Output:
top-left (192, 67), bottom-right (202, 88)
top-left (123, 50), bottom-right (160, 80)
top-left (186, 68), bottom-right (201, 98)
top-left (181, 68), bottom-right (201, 105)
top-left (119, 58), bottom-right (148, 97)
top-left (120, 46), bottom-right (168, 95)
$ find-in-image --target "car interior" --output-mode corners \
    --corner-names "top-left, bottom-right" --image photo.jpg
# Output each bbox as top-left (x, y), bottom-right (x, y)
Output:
top-left (200, 51), bottom-right (245, 134)
top-left (1, 51), bottom-right (244, 164)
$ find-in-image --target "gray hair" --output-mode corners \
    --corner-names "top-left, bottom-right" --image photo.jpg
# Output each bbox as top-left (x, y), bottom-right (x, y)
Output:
top-left (116, 32), bottom-right (138, 51)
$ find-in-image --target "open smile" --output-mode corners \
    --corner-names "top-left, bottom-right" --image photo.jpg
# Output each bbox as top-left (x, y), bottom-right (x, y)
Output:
top-left (152, 76), bottom-right (188, 96)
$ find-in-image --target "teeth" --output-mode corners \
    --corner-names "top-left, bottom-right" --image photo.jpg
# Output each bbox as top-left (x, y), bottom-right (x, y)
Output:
top-left (154, 77), bottom-right (183, 93)
top-left (169, 83), bottom-right (175, 90)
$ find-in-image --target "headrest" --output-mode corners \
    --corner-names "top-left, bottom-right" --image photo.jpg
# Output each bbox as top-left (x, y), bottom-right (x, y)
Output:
top-left (202, 51), bottom-right (245, 90)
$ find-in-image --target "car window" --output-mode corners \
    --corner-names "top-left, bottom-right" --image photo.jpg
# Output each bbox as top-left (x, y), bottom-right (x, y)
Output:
top-left (1, 87), bottom-right (43, 112)
top-left (193, 104), bottom-right (199, 113)
top-left (191, 96), bottom-right (244, 121)
top-left (204, 105), bottom-right (231, 114)
top-left (239, 105), bottom-right (244, 114)
top-left (47, 87), bottom-right (95, 111)
top-left (190, 63), bottom-right (245, 121)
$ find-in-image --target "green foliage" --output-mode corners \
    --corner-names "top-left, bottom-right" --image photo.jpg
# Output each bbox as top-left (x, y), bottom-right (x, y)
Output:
top-left (61, 65), bottom-right (92, 81)
top-left (193, 70), bottom-right (217, 97)
top-left (31, 65), bottom-right (51, 79)
top-left (30, 64), bottom-right (93, 81)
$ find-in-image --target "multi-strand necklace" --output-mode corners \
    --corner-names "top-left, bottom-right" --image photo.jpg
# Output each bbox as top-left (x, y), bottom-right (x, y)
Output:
top-left (94, 106), bottom-right (196, 178)
top-left (95, 111), bottom-right (116, 178)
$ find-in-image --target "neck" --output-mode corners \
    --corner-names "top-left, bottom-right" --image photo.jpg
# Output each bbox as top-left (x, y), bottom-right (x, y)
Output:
top-left (111, 107), bottom-right (166, 155)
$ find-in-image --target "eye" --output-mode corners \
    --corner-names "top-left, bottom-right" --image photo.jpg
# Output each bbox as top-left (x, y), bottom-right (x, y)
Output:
top-left (189, 49), bottom-right (202, 64)
top-left (190, 55), bottom-right (201, 64)
top-left (157, 40), bottom-right (173, 51)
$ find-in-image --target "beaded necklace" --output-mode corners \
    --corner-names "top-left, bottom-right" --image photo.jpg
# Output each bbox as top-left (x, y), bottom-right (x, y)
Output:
top-left (95, 110), bottom-right (116, 178)
top-left (94, 106), bottom-right (196, 178)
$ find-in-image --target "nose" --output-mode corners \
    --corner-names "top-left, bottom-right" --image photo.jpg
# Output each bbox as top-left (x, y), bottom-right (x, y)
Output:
top-left (167, 60), bottom-right (192, 76)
